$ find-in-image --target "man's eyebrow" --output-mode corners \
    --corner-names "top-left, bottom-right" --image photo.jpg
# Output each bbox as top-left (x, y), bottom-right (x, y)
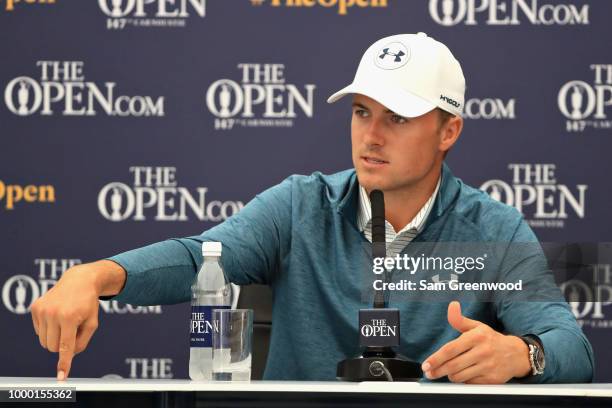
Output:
top-left (351, 102), bottom-right (396, 114)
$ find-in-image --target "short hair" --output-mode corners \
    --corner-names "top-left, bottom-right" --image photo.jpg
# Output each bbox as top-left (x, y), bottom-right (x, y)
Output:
top-left (436, 108), bottom-right (457, 158)
top-left (436, 108), bottom-right (455, 130)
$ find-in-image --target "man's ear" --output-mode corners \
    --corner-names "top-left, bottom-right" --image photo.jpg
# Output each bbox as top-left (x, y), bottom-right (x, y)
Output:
top-left (439, 116), bottom-right (463, 153)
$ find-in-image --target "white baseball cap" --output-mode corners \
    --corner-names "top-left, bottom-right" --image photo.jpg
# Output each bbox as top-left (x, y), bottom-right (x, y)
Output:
top-left (327, 32), bottom-right (465, 117)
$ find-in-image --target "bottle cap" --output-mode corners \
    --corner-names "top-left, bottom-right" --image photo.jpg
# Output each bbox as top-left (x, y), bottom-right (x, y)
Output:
top-left (202, 241), bottom-right (222, 256)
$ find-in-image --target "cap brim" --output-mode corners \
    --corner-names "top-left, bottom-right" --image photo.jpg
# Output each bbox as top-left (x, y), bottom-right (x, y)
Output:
top-left (327, 82), bottom-right (435, 118)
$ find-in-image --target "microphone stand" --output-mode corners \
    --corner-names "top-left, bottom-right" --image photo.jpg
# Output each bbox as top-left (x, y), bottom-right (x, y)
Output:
top-left (336, 190), bottom-right (422, 381)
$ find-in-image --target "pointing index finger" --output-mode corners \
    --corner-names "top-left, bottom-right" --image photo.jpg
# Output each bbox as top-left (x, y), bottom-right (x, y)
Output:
top-left (56, 322), bottom-right (77, 381)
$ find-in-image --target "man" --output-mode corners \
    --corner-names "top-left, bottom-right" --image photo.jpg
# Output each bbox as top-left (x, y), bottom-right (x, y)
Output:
top-left (31, 33), bottom-right (594, 383)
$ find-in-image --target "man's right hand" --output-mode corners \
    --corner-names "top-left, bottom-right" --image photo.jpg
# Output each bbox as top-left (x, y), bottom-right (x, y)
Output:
top-left (30, 260), bottom-right (126, 381)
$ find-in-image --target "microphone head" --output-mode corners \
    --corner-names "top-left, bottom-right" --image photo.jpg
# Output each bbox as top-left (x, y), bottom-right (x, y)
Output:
top-left (369, 189), bottom-right (385, 219)
top-left (369, 189), bottom-right (386, 247)
top-left (369, 189), bottom-right (383, 203)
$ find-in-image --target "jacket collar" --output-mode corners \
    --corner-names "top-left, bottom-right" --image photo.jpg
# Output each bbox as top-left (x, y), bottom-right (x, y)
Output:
top-left (337, 162), bottom-right (460, 229)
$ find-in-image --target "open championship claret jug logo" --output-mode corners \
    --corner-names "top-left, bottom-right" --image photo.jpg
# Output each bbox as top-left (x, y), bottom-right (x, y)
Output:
top-left (2, 259), bottom-right (80, 315)
top-left (206, 63), bottom-right (316, 130)
top-left (98, 166), bottom-right (245, 222)
top-left (480, 163), bottom-right (587, 229)
top-left (2, 259), bottom-right (163, 315)
top-left (98, 0), bottom-right (206, 29)
top-left (361, 319), bottom-right (397, 338)
top-left (429, 0), bottom-right (590, 26)
top-left (561, 263), bottom-right (612, 330)
top-left (4, 61), bottom-right (165, 117)
top-left (558, 64), bottom-right (612, 133)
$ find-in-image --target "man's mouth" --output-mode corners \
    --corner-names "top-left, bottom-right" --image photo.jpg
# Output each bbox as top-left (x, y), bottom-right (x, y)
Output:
top-left (362, 156), bottom-right (389, 165)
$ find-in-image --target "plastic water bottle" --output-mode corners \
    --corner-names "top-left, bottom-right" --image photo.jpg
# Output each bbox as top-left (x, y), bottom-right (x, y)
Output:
top-left (189, 242), bottom-right (232, 380)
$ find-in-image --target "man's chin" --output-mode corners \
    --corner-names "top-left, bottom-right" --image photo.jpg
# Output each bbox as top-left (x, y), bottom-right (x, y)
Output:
top-left (355, 172), bottom-right (391, 192)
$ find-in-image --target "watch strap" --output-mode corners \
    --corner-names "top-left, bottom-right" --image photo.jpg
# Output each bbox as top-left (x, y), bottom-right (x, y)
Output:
top-left (520, 334), bottom-right (545, 376)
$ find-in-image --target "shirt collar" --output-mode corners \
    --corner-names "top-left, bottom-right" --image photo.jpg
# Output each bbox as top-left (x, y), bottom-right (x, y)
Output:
top-left (357, 176), bottom-right (441, 234)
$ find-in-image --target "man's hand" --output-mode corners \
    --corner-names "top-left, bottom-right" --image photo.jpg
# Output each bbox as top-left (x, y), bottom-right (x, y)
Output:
top-left (30, 260), bottom-right (126, 381)
top-left (421, 301), bottom-right (531, 384)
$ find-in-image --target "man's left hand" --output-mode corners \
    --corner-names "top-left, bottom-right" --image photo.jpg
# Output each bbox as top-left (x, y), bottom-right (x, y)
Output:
top-left (421, 301), bottom-right (531, 384)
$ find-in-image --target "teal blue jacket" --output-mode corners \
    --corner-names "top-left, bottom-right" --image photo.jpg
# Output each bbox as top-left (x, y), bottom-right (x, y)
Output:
top-left (110, 163), bottom-right (594, 382)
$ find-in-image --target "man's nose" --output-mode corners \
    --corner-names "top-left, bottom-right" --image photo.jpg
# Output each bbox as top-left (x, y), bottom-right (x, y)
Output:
top-left (363, 118), bottom-right (386, 147)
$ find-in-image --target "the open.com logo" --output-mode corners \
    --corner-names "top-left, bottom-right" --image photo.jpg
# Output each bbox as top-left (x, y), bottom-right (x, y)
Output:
top-left (428, 0), bottom-right (590, 26)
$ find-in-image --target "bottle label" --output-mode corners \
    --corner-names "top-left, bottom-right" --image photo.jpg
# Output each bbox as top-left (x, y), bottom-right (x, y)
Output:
top-left (190, 305), bottom-right (230, 348)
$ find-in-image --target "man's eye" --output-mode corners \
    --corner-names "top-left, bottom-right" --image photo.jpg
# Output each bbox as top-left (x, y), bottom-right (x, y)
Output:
top-left (391, 114), bottom-right (408, 124)
top-left (354, 109), bottom-right (369, 118)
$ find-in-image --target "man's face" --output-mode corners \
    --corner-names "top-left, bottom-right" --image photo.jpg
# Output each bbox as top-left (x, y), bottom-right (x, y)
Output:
top-left (351, 94), bottom-right (444, 193)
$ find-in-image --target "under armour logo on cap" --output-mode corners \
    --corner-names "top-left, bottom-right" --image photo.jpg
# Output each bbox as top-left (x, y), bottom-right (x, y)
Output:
top-left (379, 48), bottom-right (405, 62)
top-left (374, 42), bottom-right (410, 70)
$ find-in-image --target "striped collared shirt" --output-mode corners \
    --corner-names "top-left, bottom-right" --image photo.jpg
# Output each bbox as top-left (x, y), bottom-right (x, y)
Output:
top-left (357, 178), bottom-right (441, 257)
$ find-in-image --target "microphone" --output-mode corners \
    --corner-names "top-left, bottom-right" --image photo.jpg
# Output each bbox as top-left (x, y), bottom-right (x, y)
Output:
top-left (370, 190), bottom-right (387, 309)
top-left (336, 189), bottom-right (422, 382)
top-left (370, 189), bottom-right (386, 256)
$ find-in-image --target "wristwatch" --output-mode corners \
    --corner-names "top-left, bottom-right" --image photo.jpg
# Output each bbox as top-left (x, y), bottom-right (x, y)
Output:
top-left (520, 335), bottom-right (545, 376)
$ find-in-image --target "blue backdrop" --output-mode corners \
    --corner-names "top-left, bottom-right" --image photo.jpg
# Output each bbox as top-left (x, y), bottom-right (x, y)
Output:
top-left (1, 0), bottom-right (610, 381)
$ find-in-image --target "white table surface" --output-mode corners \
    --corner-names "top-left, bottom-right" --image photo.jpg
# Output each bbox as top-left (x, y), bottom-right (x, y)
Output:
top-left (1, 378), bottom-right (612, 398)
